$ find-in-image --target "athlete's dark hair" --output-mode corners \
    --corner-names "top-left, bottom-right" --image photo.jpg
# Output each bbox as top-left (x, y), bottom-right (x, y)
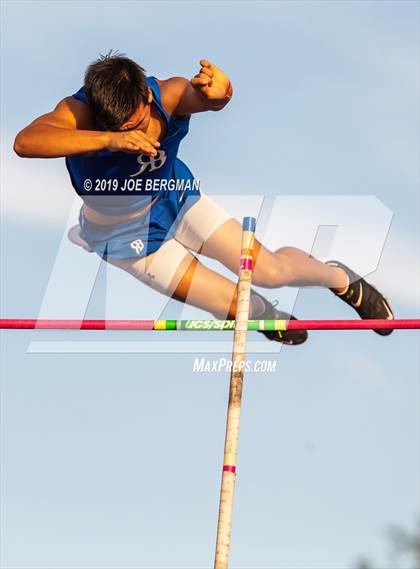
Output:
top-left (84, 50), bottom-right (149, 130)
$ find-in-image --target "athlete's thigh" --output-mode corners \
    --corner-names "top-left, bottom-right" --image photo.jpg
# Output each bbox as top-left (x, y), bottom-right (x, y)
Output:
top-left (107, 238), bottom-right (195, 296)
top-left (171, 255), bottom-right (238, 317)
top-left (199, 218), bottom-right (276, 284)
top-left (109, 240), bottom-right (238, 318)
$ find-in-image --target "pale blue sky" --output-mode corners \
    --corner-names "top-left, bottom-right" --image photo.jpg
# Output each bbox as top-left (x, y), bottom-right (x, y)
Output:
top-left (1, 1), bottom-right (419, 568)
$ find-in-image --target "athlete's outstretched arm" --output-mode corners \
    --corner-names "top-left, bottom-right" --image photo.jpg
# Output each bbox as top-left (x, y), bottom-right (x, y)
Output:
top-left (162, 60), bottom-right (233, 117)
top-left (14, 97), bottom-right (108, 158)
top-left (14, 97), bottom-right (160, 159)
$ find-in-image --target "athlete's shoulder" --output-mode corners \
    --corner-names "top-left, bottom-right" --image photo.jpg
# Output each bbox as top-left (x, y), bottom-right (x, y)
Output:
top-left (22, 96), bottom-right (95, 132)
top-left (155, 77), bottom-right (191, 117)
top-left (59, 96), bottom-right (96, 129)
top-left (68, 86), bottom-right (96, 121)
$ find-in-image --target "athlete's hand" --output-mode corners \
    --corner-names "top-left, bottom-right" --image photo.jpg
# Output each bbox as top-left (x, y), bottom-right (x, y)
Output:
top-left (105, 130), bottom-right (160, 156)
top-left (191, 59), bottom-right (231, 101)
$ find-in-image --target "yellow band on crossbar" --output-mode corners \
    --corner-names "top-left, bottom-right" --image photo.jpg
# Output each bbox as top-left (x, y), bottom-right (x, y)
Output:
top-left (154, 320), bottom-right (167, 330)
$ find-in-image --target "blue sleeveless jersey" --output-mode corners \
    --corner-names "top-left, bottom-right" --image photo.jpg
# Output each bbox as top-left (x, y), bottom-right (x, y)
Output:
top-left (65, 76), bottom-right (200, 215)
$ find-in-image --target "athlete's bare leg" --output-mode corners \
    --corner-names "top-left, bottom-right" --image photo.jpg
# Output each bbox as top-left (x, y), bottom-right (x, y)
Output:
top-left (111, 217), bottom-right (349, 319)
top-left (109, 218), bottom-right (393, 340)
top-left (109, 216), bottom-right (349, 320)
top-left (198, 219), bottom-right (349, 290)
top-left (170, 254), bottom-right (239, 319)
top-left (109, 249), bottom-right (241, 319)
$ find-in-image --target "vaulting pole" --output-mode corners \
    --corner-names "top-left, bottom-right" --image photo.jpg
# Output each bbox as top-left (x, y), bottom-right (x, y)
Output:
top-left (214, 216), bottom-right (256, 569)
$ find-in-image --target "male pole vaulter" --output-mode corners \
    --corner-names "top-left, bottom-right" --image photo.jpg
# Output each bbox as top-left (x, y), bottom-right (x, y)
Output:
top-left (14, 52), bottom-right (394, 344)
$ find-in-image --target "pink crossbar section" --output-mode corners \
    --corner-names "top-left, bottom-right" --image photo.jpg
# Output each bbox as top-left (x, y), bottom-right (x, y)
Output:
top-left (288, 319), bottom-right (420, 330)
top-left (0, 319), bottom-right (155, 330)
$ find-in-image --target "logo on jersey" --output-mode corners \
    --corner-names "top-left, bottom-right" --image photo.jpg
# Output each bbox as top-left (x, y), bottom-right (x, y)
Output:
top-left (130, 150), bottom-right (167, 177)
top-left (130, 239), bottom-right (145, 255)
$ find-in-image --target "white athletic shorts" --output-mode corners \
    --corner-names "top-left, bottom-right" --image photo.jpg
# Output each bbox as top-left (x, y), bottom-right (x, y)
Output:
top-left (68, 193), bottom-right (233, 295)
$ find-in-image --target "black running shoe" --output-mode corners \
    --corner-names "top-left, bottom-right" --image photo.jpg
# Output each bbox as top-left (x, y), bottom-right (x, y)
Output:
top-left (326, 260), bottom-right (394, 336)
top-left (251, 291), bottom-right (308, 345)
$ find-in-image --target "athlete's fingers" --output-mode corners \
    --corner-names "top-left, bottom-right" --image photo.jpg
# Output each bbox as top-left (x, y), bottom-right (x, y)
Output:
top-left (200, 59), bottom-right (212, 69)
top-left (126, 139), bottom-right (157, 155)
top-left (139, 149), bottom-right (157, 156)
top-left (146, 138), bottom-right (160, 147)
top-left (200, 66), bottom-right (213, 78)
top-left (123, 143), bottom-right (142, 154)
top-left (130, 131), bottom-right (160, 147)
top-left (141, 136), bottom-right (160, 147)
top-left (191, 75), bottom-right (212, 87)
top-left (133, 131), bottom-right (160, 146)
top-left (194, 72), bottom-right (211, 82)
top-left (142, 144), bottom-right (158, 156)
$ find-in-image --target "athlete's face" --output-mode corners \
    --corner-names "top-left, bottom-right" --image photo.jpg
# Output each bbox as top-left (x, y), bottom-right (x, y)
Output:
top-left (118, 87), bottom-right (153, 133)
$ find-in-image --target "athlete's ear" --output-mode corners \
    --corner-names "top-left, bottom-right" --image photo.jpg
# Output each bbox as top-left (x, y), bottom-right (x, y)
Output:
top-left (147, 87), bottom-right (153, 104)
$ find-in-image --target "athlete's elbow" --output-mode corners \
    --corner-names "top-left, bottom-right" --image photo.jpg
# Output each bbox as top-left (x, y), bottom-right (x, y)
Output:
top-left (13, 131), bottom-right (38, 158)
top-left (13, 132), bottom-right (30, 157)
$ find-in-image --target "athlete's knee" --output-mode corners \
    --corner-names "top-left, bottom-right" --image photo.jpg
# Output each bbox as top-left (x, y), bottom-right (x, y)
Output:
top-left (172, 257), bottom-right (199, 299)
top-left (253, 254), bottom-right (294, 287)
top-left (214, 287), bottom-right (236, 319)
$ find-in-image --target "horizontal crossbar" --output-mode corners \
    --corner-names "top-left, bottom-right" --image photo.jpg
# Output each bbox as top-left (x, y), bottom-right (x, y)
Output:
top-left (0, 318), bottom-right (419, 331)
